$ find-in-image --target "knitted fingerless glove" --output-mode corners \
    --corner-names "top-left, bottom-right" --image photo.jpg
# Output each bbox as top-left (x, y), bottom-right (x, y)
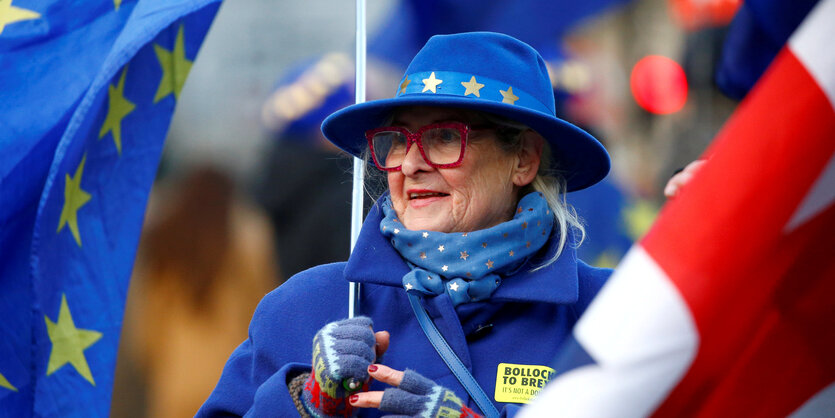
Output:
top-left (302, 317), bottom-right (376, 418)
top-left (379, 369), bottom-right (483, 418)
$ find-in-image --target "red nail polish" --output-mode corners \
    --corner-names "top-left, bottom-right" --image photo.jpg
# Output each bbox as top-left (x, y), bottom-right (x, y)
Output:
top-left (368, 364), bottom-right (378, 372)
top-left (349, 394), bottom-right (359, 403)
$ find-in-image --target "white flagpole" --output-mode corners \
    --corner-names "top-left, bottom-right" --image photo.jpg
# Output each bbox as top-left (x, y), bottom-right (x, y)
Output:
top-left (348, 0), bottom-right (366, 318)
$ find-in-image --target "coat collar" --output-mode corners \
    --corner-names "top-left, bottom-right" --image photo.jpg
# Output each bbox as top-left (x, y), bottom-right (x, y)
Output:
top-left (343, 198), bottom-right (579, 305)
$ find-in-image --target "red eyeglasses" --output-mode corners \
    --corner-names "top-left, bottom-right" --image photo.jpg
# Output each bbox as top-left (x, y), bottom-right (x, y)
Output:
top-left (365, 122), bottom-right (469, 171)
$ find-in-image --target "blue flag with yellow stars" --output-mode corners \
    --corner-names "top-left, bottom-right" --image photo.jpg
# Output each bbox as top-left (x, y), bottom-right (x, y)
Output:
top-left (0, 0), bottom-right (220, 415)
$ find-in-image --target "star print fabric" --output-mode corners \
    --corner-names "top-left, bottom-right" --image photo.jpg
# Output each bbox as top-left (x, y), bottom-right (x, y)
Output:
top-left (380, 192), bottom-right (554, 305)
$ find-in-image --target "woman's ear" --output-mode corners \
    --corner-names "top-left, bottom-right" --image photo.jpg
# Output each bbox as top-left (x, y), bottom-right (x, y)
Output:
top-left (512, 130), bottom-right (544, 187)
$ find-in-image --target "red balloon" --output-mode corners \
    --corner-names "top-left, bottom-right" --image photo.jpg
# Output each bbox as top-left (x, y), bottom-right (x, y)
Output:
top-left (630, 55), bottom-right (688, 114)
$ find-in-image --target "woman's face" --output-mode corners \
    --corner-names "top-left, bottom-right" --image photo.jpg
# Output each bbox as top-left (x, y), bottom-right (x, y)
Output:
top-left (387, 107), bottom-right (530, 233)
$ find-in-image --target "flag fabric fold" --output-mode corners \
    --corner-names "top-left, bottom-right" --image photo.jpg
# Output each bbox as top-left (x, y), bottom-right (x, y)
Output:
top-left (0, 0), bottom-right (221, 416)
top-left (715, 0), bottom-right (819, 100)
top-left (520, 0), bottom-right (835, 416)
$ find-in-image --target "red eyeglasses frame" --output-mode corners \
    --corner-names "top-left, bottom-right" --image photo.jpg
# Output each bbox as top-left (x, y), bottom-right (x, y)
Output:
top-left (365, 122), bottom-right (470, 171)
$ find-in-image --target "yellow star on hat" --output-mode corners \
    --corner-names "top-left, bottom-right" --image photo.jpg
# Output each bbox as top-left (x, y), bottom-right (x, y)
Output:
top-left (461, 76), bottom-right (484, 97)
top-left (500, 86), bottom-right (519, 105)
top-left (399, 77), bottom-right (411, 94)
top-left (422, 72), bottom-right (443, 93)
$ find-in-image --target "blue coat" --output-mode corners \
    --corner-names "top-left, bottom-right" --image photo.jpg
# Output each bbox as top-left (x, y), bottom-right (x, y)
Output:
top-left (197, 202), bottom-right (611, 417)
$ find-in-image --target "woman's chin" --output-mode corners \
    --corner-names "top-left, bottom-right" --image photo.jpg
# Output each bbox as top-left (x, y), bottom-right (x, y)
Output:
top-left (402, 214), bottom-right (452, 233)
top-left (408, 195), bottom-right (447, 209)
top-left (399, 198), bottom-right (449, 231)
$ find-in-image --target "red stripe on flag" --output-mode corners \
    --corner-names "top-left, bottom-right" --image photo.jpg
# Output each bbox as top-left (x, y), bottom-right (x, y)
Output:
top-left (690, 208), bottom-right (835, 416)
top-left (641, 45), bottom-right (835, 416)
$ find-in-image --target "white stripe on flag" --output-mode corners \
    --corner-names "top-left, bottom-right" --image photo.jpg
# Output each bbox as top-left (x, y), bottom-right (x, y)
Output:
top-left (789, 0), bottom-right (835, 106)
top-left (518, 246), bottom-right (698, 418)
top-left (783, 0), bottom-right (835, 233)
top-left (788, 381), bottom-right (835, 418)
top-left (785, 150), bottom-right (835, 232)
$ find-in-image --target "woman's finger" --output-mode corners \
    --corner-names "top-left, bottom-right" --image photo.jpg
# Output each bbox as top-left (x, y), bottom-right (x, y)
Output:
top-left (367, 363), bottom-right (404, 387)
top-left (349, 390), bottom-right (384, 409)
top-left (374, 330), bottom-right (390, 360)
top-left (664, 160), bottom-right (706, 197)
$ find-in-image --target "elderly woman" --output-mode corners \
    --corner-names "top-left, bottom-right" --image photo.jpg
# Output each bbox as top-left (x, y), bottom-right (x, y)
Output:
top-left (198, 32), bottom-right (611, 418)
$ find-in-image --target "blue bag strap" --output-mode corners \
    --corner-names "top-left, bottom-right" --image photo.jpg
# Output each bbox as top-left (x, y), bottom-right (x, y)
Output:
top-left (407, 293), bottom-right (501, 418)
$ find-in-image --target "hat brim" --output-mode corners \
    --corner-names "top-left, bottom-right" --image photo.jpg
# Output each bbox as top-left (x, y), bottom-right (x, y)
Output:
top-left (321, 94), bottom-right (610, 192)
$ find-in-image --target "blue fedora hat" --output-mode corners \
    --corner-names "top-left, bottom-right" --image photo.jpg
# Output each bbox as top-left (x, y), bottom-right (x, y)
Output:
top-left (321, 32), bottom-right (610, 192)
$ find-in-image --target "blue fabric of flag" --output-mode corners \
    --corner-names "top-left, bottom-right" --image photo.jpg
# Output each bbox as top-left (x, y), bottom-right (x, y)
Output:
top-left (716, 0), bottom-right (819, 100)
top-left (568, 177), bottom-right (635, 267)
top-left (368, 0), bottom-right (633, 68)
top-left (0, 0), bottom-right (221, 416)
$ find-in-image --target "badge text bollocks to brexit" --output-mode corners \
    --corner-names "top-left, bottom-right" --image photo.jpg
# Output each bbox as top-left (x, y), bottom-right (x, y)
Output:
top-left (0, 0), bottom-right (221, 415)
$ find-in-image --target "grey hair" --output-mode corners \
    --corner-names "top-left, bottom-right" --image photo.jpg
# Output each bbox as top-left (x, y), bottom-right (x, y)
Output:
top-left (477, 112), bottom-right (585, 269)
top-left (361, 109), bottom-right (586, 268)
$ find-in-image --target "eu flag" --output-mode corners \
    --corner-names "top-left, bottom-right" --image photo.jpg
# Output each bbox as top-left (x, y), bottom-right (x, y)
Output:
top-left (0, 0), bottom-right (221, 415)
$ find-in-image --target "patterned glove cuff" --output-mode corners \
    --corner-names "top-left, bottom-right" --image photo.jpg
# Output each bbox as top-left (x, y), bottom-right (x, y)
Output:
top-left (302, 368), bottom-right (361, 418)
top-left (288, 372), bottom-right (312, 418)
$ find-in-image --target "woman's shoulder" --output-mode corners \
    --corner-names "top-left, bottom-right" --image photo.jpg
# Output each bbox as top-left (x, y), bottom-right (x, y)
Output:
top-left (576, 260), bottom-right (613, 282)
top-left (283, 262), bottom-right (351, 291)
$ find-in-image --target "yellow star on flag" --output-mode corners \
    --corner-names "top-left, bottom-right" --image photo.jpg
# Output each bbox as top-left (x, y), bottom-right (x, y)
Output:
top-left (0, 0), bottom-right (40, 35)
top-left (154, 24), bottom-right (193, 103)
top-left (460, 76), bottom-right (484, 97)
top-left (623, 199), bottom-right (658, 241)
top-left (57, 155), bottom-right (92, 247)
top-left (592, 250), bottom-right (620, 269)
top-left (44, 294), bottom-right (103, 386)
top-left (422, 72), bottom-right (442, 93)
top-left (500, 86), bottom-right (519, 105)
top-left (113, 0), bottom-right (121, 10)
top-left (399, 77), bottom-right (411, 94)
top-left (99, 67), bottom-right (135, 154)
top-left (0, 371), bottom-right (17, 392)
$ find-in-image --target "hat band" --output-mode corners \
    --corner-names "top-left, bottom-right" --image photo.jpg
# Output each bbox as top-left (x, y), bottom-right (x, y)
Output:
top-left (394, 71), bottom-right (552, 115)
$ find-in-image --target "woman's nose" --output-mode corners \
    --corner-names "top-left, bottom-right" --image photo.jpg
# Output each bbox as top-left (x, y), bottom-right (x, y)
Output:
top-left (400, 141), bottom-right (432, 175)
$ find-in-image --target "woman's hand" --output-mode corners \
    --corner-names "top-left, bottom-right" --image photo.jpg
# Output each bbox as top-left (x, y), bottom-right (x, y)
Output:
top-left (301, 317), bottom-right (380, 417)
top-left (350, 364), bottom-right (482, 417)
top-left (664, 160), bottom-right (706, 198)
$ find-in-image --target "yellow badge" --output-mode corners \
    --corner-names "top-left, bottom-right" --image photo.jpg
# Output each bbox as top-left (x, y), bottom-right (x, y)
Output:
top-left (494, 363), bottom-right (555, 404)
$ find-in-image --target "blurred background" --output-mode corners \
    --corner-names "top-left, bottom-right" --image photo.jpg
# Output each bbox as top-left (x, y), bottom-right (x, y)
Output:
top-left (111, 0), bottom-right (742, 415)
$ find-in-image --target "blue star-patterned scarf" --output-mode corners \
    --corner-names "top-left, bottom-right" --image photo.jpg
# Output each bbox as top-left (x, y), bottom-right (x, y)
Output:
top-left (380, 192), bottom-right (554, 305)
